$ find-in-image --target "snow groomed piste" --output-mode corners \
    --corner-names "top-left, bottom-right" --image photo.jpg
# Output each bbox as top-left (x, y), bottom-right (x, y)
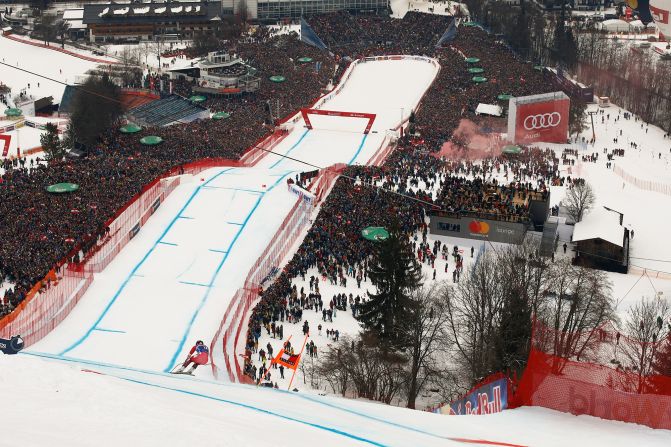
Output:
top-left (29, 58), bottom-right (440, 371)
top-left (1, 46), bottom-right (667, 447)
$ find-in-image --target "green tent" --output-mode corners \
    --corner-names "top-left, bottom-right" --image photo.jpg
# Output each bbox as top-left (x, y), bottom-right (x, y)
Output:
top-left (46, 183), bottom-right (79, 194)
top-left (297, 57), bottom-right (313, 63)
top-left (465, 57), bottom-right (480, 64)
top-left (4, 108), bottom-right (22, 117)
top-left (497, 94), bottom-right (513, 101)
top-left (189, 95), bottom-right (207, 103)
top-left (140, 136), bottom-right (163, 145)
top-left (120, 123), bottom-right (142, 134)
top-left (472, 76), bottom-right (488, 83)
top-left (361, 226), bottom-right (390, 241)
top-left (462, 21), bottom-right (478, 27)
top-left (212, 111), bottom-right (231, 120)
top-left (502, 145), bottom-right (523, 155)
top-left (533, 65), bottom-right (544, 71)
top-left (269, 75), bottom-right (286, 83)
top-left (468, 67), bottom-right (484, 74)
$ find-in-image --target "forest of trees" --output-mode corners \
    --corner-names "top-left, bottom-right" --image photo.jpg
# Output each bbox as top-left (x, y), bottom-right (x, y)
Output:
top-left (463, 0), bottom-right (671, 133)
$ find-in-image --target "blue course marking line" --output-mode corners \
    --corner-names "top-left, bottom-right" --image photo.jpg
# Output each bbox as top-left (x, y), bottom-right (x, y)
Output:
top-left (118, 377), bottom-right (388, 447)
top-left (208, 249), bottom-right (228, 254)
top-left (178, 216), bottom-right (194, 220)
top-left (164, 171), bottom-right (292, 372)
top-left (227, 221), bottom-right (243, 226)
top-left (58, 167), bottom-right (236, 356)
top-left (347, 133), bottom-right (369, 165)
top-left (158, 241), bottom-right (178, 246)
top-left (178, 281), bottom-right (210, 288)
top-left (268, 129), bottom-right (310, 169)
top-left (93, 328), bottom-right (126, 334)
top-left (23, 351), bottom-right (450, 443)
top-left (21, 352), bottom-right (385, 447)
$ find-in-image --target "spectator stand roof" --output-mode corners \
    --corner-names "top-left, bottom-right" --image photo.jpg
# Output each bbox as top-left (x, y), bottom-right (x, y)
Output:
top-left (82, 1), bottom-right (222, 25)
top-left (573, 207), bottom-right (625, 247)
top-left (127, 95), bottom-right (209, 127)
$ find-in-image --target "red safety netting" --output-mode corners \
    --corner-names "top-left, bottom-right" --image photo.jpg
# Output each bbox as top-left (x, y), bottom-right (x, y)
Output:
top-left (0, 158), bottom-right (242, 346)
top-left (614, 165), bottom-right (671, 197)
top-left (513, 319), bottom-right (671, 429)
top-left (210, 193), bottom-right (313, 382)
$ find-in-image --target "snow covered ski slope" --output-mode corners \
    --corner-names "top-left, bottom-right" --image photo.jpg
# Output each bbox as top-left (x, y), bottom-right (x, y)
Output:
top-left (4, 353), bottom-right (670, 447)
top-left (30, 57), bottom-right (439, 374)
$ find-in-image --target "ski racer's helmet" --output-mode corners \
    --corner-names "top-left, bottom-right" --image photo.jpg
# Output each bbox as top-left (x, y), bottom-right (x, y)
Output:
top-left (196, 340), bottom-right (204, 345)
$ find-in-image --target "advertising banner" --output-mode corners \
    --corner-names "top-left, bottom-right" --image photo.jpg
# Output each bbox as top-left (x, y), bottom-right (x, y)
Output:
top-left (435, 377), bottom-right (509, 415)
top-left (429, 214), bottom-right (527, 244)
top-left (508, 92), bottom-right (570, 144)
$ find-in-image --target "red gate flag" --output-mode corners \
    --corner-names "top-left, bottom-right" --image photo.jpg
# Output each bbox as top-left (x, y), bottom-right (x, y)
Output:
top-left (273, 349), bottom-right (301, 370)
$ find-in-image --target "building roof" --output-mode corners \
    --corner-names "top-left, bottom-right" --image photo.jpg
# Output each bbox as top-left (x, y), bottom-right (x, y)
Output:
top-left (63, 8), bottom-right (84, 20)
top-left (573, 207), bottom-right (624, 247)
top-left (82, 1), bottom-right (222, 25)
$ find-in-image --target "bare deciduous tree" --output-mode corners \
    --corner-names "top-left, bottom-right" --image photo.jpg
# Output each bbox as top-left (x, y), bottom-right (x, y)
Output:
top-left (621, 296), bottom-right (671, 392)
top-left (400, 286), bottom-right (451, 409)
top-left (564, 181), bottom-right (596, 223)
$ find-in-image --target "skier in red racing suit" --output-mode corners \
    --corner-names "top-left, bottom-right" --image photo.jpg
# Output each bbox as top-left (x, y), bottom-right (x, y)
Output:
top-left (175, 340), bottom-right (209, 374)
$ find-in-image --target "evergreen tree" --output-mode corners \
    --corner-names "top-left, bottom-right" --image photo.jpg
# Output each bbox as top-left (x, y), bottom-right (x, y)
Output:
top-left (358, 226), bottom-right (423, 350)
top-left (68, 74), bottom-right (122, 151)
top-left (40, 122), bottom-right (65, 162)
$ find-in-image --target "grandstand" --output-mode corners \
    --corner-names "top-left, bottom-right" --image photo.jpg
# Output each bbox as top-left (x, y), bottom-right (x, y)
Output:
top-left (126, 95), bottom-right (209, 127)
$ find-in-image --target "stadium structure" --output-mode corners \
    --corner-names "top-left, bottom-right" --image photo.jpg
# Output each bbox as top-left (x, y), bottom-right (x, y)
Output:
top-left (167, 51), bottom-right (261, 95)
top-left (223, 0), bottom-right (389, 21)
top-left (126, 95), bottom-right (210, 127)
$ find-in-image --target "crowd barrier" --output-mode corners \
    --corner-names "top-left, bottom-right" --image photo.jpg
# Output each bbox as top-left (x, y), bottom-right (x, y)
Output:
top-left (239, 129), bottom-right (290, 166)
top-left (2, 33), bottom-right (119, 65)
top-left (0, 119), bottom-right (23, 134)
top-left (614, 164), bottom-right (671, 196)
top-left (0, 158), bottom-right (242, 345)
top-left (210, 194), bottom-right (313, 382)
top-left (209, 55), bottom-right (443, 382)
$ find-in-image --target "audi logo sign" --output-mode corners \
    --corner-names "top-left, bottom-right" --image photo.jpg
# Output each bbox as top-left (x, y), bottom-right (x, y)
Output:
top-left (508, 93), bottom-right (570, 144)
top-left (523, 112), bottom-right (561, 130)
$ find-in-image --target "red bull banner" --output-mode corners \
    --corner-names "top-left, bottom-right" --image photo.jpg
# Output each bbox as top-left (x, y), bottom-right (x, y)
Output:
top-left (431, 373), bottom-right (510, 415)
top-left (507, 92), bottom-right (570, 144)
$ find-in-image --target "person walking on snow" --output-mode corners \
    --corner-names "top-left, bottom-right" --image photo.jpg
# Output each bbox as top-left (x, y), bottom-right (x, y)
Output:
top-left (175, 340), bottom-right (209, 374)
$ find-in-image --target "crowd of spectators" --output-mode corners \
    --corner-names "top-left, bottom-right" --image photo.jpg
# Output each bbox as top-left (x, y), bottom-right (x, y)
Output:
top-left (0, 34), bottom-right (333, 318)
top-left (240, 16), bottom-right (567, 381)
top-left (1, 13), bottom-right (566, 374)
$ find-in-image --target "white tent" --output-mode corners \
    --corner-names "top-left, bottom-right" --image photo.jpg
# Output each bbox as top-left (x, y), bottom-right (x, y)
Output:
top-left (475, 103), bottom-right (502, 117)
top-left (599, 19), bottom-right (633, 33)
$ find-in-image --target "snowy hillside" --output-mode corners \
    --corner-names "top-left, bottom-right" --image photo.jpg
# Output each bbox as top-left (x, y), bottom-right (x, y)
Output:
top-left (2, 353), bottom-right (669, 447)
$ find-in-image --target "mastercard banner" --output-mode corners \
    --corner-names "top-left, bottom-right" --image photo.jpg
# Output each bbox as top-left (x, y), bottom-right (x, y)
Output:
top-left (430, 214), bottom-right (527, 244)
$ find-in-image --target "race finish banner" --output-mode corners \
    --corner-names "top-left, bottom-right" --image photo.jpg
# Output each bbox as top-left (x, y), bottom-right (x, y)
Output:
top-left (507, 92), bottom-right (570, 144)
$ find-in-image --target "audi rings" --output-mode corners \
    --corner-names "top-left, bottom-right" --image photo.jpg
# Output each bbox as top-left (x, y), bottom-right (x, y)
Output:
top-left (523, 112), bottom-right (561, 130)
